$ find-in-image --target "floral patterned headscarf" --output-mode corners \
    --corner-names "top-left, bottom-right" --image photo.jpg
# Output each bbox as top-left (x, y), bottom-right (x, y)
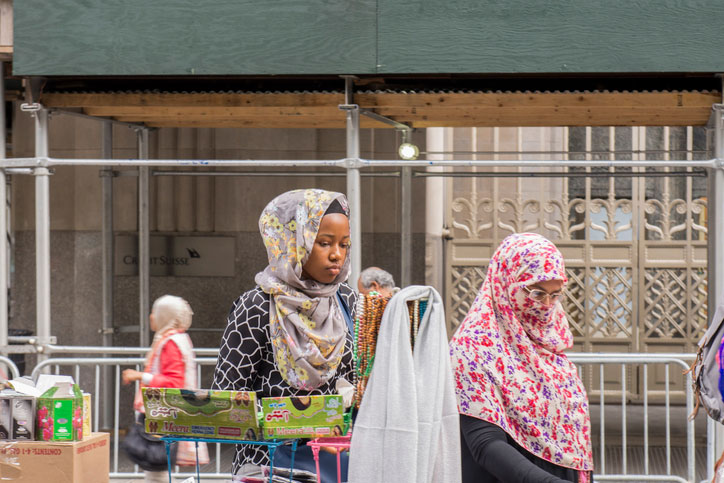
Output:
top-left (255, 189), bottom-right (351, 390)
top-left (449, 233), bottom-right (593, 472)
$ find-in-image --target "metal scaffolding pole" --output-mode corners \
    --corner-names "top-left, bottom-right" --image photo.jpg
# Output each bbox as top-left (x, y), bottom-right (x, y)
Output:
top-left (34, 109), bottom-right (51, 364)
top-left (424, 127), bottom-right (448, 296)
top-left (137, 129), bottom-right (150, 347)
top-left (0, 157), bottom-right (715, 170)
top-left (400, 166), bottom-right (412, 287)
top-left (101, 122), bottom-right (114, 346)
top-left (709, 104), bottom-right (724, 478)
top-left (0, 61), bottom-right (6, 361)
top-left (711, 105), bottom-right (724, 336)
top-left (100, 121), bottom-right (114, 429)
top-left (343, 78), bottom-right (362, 288)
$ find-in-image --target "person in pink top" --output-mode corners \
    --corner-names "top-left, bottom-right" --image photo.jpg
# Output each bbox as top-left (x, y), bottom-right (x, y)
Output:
top-left (123, 295), bottom-right (208, 482)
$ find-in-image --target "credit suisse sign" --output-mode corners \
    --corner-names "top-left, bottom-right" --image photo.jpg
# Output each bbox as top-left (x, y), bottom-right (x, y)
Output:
top-left (115, 235), bottom-right (235, 277)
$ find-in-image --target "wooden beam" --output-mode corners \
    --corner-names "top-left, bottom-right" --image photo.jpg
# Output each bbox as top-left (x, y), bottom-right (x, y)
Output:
top-left (83, 106), bottom-right (345, 118)
top-left (44, 92), bottom-right (344, 108)
top-left (356, 91), bottom-right (719, 109)
top-left (110, 107), bottom-right (710, 127)
top-left (39, 90), bottom-right (718, 128)
top-left (44, 91), bottom-right (719, 109)
top-left (133, 117), bottom-right (386, 129)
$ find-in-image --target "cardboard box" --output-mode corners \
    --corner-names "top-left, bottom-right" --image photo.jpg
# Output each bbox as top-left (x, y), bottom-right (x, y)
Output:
top-left (37, 382), bottom-right (83, 441)
top-left (0, 432), bottom-right (109, 482)
top-left (261, 395), bottom-right (345, 439)
top-left (81, 393), bottom-right (91, 439)
top-left (9, 396), bottom-right (35, 440)
top-left (0, 397), bottom-right (10, 440)
top-left (143, 388), bottom-right (260, 440)
top-left (0, 391), bottom-right (35, 441)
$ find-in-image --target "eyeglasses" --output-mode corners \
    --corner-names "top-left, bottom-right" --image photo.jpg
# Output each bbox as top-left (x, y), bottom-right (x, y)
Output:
top-left (522, 286), bottom-right (564, 303)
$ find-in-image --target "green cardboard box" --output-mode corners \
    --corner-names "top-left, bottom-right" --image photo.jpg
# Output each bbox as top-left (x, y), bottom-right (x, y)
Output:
top-left (143, 388), bottom-right (260, 440)
top-left (36, 382), bottom-right (83, 441)
top-left (261, 395), bottom-right (345, 439)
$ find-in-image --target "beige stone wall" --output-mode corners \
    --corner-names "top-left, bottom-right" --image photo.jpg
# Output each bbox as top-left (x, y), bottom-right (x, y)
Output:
top-left (9, 104), bottom-right (427, 354)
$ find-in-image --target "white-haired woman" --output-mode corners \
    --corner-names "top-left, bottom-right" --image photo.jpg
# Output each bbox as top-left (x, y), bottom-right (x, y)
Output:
top-left (123, 295), bottom-right (208, 482)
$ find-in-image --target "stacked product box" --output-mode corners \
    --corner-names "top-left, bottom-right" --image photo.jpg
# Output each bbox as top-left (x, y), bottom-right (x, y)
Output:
top-left (0, 390), bottom-right (35, 440)
top-left (260, 395), bottom-right (345, 439)
top-left (143, 388), bottom-right (347, 440)
top-left (36, 382), bottom-right (84, 441)
top-left (143, 388), bottom-right (260, 440)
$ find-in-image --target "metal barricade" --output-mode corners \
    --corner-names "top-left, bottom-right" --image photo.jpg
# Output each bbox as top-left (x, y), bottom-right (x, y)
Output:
top-left (31, 356), bottom-right (227, 480)
top-left (0, 355), bottom-right (20, 379)
top-left (568, 353), bottom-right (697, 483)
top-left (26, 352), bottom-right (702, 482)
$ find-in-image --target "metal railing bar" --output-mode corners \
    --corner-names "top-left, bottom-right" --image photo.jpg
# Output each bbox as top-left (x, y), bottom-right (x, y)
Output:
top-left (1, 156), bottom-right (718, 170)
top-left (109, 473), bottom-right (229, 480)
top-left (114, 365), bottom-right (120, 474)
top-left (413, 171), bottom-right (707, 178)
top-left (600, 363), bottom-right (606, 475)
top-left (216, 441), bottom-right (221, 474)
top-left (644, 364), bottom-right (649, 475)
top-left (152, 171), bottom-right (399, 178)
top-left (424, 149), bottom-right (711, 156)
top-left (622, 364), bottom-right (627, 475)
top-left (0, 356), bottom-right (19, 379)
top-left (593, 476), bottom-right (687, 482)
top-left (665, 365), bottom-right (671, 475)
top-left (41, 345), bottom-right (220, 356)
top-left (134, 362), bottom-right (141, 474)
top-left (94, 365), bottom-right (100, 433)
top-left (687, 367), bottom-right (696, 483)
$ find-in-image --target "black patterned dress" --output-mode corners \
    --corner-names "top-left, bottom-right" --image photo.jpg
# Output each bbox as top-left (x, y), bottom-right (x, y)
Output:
top-left (211, 284), bottom-right (357, 475)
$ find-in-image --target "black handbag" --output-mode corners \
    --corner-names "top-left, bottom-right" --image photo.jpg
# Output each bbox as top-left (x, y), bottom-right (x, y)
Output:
top-left (121, 414), bottom-right (177, 472)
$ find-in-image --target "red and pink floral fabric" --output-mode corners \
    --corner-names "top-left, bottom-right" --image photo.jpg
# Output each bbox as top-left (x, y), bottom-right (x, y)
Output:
top-left (449, 233), bottom-right (593, 472)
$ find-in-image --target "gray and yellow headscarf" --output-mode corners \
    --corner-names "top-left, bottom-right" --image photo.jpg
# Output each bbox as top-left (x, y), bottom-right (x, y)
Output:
top-left (255, 189), bottom-right (351, 390)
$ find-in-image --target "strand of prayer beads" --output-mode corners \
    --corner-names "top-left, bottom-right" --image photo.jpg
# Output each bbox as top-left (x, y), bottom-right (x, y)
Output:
top-left (352, 293), bottom-right (365, 399)
top-left (353, 292), bottom-right (389, 408)
top-left (406, 299), bottom-right (428, 351)
top-left (412, 299), bottom-right (420, 350)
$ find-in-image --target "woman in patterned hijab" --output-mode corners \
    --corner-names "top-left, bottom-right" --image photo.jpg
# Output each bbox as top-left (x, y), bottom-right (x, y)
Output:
top-left (449, 233), bottom-right (593, 483)
top-left (255, 188), bottom-right (352, 390)
top-left (255, 190), bottom-right (350, 390)
top-left (212, 188), bottom-right (356, 482)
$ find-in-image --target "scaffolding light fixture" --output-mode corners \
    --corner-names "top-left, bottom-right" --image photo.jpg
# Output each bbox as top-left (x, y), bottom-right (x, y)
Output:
top-left (398, 142), bottom-right (420, 160)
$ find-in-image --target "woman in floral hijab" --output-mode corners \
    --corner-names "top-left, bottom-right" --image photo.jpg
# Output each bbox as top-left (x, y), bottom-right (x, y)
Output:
top-left (212, 189), bottom-right (356, 482)
top-left (449, 233), bottom-right (593, 483)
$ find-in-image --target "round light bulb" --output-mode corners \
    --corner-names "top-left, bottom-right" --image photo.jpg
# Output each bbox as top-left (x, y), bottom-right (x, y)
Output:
top-left (398, 143), bottom-right (419, 160)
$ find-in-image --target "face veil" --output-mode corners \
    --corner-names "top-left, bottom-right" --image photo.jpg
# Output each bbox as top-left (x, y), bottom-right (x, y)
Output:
top-left (449, 233), bottom-right (593, 472)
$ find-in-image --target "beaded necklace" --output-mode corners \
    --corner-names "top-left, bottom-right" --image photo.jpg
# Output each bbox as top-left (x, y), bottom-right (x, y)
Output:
top-left (352, 293), bottom-right (430, 408)
top-left (353, 291), bottom-right (389, 409)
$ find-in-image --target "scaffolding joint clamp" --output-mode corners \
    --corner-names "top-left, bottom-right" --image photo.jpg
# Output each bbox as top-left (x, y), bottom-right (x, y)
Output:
top-left (338, 103), bottom-right (359, 111)
top-left (33, 164), bottom-right (51, 174)
top-left (20, 103), bottom-right (42, 112)
top-left (341, 157), bottom-right (364, 169)
top-left (715, 158), bottom-right (724, 169)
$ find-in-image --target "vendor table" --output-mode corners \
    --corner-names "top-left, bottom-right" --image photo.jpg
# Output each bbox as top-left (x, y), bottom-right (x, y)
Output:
top-left (161, 436), bottom-right (298, 483)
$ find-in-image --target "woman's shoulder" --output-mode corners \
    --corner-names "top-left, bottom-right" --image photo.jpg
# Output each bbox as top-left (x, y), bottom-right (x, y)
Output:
top-left (228, 287), bottom-right (270, 321)
top-left (338, 282), bottom-right (358, 315)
